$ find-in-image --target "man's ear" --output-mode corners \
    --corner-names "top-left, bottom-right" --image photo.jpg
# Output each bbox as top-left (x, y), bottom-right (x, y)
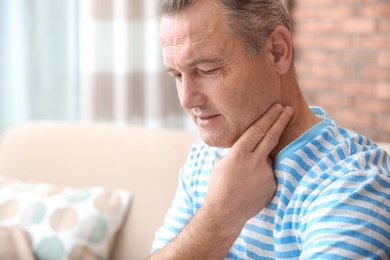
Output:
top-left (269, 26), bottom-right (293, 75)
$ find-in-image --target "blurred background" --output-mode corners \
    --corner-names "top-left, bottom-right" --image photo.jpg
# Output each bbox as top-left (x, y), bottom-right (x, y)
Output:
top-left (0, 0), bottom-right (389, 141)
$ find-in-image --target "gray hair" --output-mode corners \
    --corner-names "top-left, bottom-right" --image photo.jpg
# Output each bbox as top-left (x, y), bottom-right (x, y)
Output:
top-left (156, 0), bottom-right (291, 56)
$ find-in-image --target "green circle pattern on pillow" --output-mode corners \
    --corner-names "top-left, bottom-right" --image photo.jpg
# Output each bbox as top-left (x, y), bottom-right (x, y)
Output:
top-left (21, 202), bottom-right (47, 226)
top-left (65, 189), bottom-right (92, 203)
top-left (80, 216), bottom-right (108, 244)
top-left (35, 237), bottom-right (65, 260)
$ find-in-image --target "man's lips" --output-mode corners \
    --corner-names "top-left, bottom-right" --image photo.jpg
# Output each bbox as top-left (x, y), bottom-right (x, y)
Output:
top-left (198, 115), bottom-right (219, 120)
top-left (195, 114), bottom-right (221, 126)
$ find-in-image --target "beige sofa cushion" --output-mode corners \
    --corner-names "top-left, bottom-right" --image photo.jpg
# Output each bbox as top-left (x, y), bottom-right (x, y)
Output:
top-left (0, 122), bottom-right (199, 260)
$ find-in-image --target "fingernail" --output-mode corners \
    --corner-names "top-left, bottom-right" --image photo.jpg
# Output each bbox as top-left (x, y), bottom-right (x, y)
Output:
top-left (284, 106), bottom-right (294, 116)
top-left (273, 103), bottom-right (283, 111)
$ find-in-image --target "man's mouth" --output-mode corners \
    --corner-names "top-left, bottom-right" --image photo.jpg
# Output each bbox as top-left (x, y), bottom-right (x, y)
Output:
top-left (200, 115), bottom-right (219, 120)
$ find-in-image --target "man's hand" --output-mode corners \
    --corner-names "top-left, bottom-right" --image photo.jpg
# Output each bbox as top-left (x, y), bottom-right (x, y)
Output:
top-left (149, 103), bottom-right (293, 259)
top-left (204, 103), bottom-right (294, 227)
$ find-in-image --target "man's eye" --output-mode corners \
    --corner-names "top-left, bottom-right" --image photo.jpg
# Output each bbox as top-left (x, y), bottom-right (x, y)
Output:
top-left (201, 68), bottom-right (219, 75)
top-left (174, 73), bottom-right (182, 81)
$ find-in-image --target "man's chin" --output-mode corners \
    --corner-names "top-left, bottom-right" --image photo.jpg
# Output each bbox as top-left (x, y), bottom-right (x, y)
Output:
top-left (200, 132), bottom-right (237, 148)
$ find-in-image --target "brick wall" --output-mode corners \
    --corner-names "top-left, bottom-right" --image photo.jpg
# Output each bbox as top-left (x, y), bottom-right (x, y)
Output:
top-left (290, 0), bottom-right (390, 142)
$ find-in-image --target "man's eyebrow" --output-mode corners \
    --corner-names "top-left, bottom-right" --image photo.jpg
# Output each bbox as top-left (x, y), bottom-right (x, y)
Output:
top-left (163, 57), bottom-right (224, 73)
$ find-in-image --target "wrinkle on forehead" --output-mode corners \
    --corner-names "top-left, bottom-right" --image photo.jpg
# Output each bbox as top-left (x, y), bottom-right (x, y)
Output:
top-left (160, 13), bottom-right (225, 47)
top-left (159, 1), bottom-right (234, 70)
top-left (160, 0), bottom-right (229, 46)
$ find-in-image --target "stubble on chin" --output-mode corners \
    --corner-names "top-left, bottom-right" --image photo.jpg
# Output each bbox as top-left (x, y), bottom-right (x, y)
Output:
top-left (199, 128), bottom-right (241, 148)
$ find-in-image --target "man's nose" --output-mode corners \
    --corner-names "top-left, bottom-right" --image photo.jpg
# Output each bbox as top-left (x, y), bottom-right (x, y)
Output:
top-left (178, 75), bottom-right (206, 110)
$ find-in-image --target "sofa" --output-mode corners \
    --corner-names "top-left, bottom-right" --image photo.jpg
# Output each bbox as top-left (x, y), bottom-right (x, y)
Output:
top-left (0, 122), bottom-right (389, 260)
top-left (0, 121), bottom-right (199, 260)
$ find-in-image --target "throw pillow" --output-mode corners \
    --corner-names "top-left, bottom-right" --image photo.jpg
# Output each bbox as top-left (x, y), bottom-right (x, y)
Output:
top-left (0, 175), bottom-right (132, 260)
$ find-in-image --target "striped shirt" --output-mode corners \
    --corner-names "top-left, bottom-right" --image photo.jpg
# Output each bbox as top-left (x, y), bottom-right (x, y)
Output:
top-left (152, 107), bottom-right (390, 259)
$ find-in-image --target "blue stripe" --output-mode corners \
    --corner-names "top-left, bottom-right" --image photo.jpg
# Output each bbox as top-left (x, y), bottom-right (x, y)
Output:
top-left (364, 181), bottom-right (390, 201)
top-left (275, 249), bottom-right (301, 258)
top-left (305, 252), bottom-right (352, 260)
top-left (308, 199), bottom-right (390, 227)
top-left (276, 163), bottom-right (304, 183)
top-left (191, 179), bottom-right (208, 187)
top-left (304, 215), bottom-right (390, 241)
top-left (288, 154), bottom-right (312, 172)
top-left (335, 146), bottom-right (347, 161)
top-left (244, 223), bottom-right (274, 238)
top-left (176, 205), bottom-right (193, 215)
top-left (322, 130), bottom-right (339, 146)
top-left (307, 236), bottom-right (388, 259)
top-left (383, 150), bottom-right (389, 171)
top-left (274, 235), bottom-right (297, 245)
top-left (238, 233), bottom-right (274, 251)
top-left (373, 149), bottom-right (380, 166)
top-left (373, 174), bottom-right (390, 190)
top-left (171, 215), bottom-right (189, 225)
top-left (302, 146), bottom-right (322, 164)
top-left (165, 224), bottom-right (182, 234)
top-left (311, 139), bottom-right (330, 154)
top-left (339, 128), bottom-right (354, 140)
top-left (225, 252), bottom-right (246, 260)
top-left (193, 190), bottom-right (207, 197)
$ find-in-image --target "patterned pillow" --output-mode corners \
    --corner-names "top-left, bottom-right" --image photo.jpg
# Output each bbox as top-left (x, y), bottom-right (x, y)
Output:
top-left (0, 176), bottom-right (132, 260)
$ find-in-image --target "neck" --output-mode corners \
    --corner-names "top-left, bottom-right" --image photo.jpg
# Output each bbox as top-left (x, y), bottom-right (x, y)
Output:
top-left (270, 72), bottom-right (321, 160)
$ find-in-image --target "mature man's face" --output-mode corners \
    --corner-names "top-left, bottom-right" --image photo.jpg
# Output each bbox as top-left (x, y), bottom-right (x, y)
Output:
top-left (160, 0), bottom-right (282, 148)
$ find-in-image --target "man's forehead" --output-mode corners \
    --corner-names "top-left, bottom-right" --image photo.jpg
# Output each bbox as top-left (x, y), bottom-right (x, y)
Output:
top-left (162, 54), bottom-right (226, 72)
top-left (159, 0), bottom-right (226, 40)
top-left (160, 15), bottom-right (222, 44)
top-left (160, 20), bottom-right (229, 63)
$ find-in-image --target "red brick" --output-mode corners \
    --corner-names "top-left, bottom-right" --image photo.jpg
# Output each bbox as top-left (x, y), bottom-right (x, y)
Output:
top-left (379, 19), bottom-right (390, 32)
top-left (378, 117), bottom-right (390, 132)
top-left (294, 20), bottom-right (335, 34)
top-left (317, 6), bottom-right (355, 19)
top-left (313, 94), bottom-right (352, 108)
top-left (294, 60), bottom-right (312, 78)
top-left (377, 51), bottom-right (390, 66)
top-left (375, 82), bottom-right (390, 100)
top-left (293, 35), bottom-right (317, 48)
top-left (344, 51), bottom-right (375, 64)
top-left (296, 50), bottom-right (328, 62)
top-left (359, 36), bottom-right (390, 49)
top-left (339, 0), bottom-right (379, 4)
top-left (290, 8), bottom-right (317, 20)
top-left (333, 109), bottom-right (373, 126)
top-left (339, 18), bottom-right (376, 34)
top-left (311, 64), bottom-right (355, 79)
top-left (359, 67), bottom-right (390, 81)
top-left (317, 36), bottom-right (350, 49)
top-left (337, 82), bottom-right (374, 97)
top-left (354, 98), bottom-right (390, 114)
top-left (299, 78), bottom-right (331, 91)
top-left (294, 0), bottom-right (336, 7)
top-left (360, 3), bottom-right (390, 17)
top-left (371, 132), bottom-right (390, 142)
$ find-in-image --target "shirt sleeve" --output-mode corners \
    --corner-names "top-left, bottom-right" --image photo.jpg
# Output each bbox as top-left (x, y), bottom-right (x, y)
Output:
top-left (300, 170), bottom-right (390, 259)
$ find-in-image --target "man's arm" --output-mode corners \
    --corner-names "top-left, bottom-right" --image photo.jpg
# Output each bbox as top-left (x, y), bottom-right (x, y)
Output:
top-left (148, 104), bottom-right (294, 259)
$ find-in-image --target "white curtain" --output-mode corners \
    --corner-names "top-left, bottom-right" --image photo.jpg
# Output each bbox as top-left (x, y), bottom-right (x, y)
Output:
top-left (78, 0), bottom-right (192, 130)
top-left (0, 0), bottom-right (79, 132)
top-left (0, 0), bottom-right (194, 133)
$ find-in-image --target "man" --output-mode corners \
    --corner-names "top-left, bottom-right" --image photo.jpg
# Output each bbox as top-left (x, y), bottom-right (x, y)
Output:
top-left (149, 0), bottom-right (390, 259)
